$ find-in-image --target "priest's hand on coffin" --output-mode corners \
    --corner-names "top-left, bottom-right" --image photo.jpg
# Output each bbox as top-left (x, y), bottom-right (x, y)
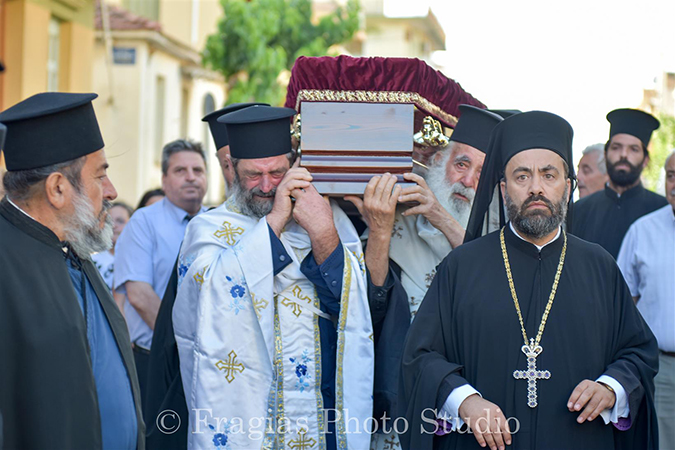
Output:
top-left (291, 184), bottom-right (339, 264)
top-left (567, 379), bottom-right (616, 424)
top-left (344, 173), bottom-right (400, 233)
top-left (345, 174), bottom-right (401, 286)
top-left (458, 394), bottom-right (512, 450)
top-left (399, 173), bottom-right (466, 249)
top-left (266, 159), bottom-right (312, 237)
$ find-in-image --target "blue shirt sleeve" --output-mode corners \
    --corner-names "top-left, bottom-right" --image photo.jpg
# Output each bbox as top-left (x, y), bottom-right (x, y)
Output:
top-left (300, 243), bottom-right (344, 316)
top-left (268, 224), bottom-right (292, 275)
top-left (113, 210), bottom-right (154, 292)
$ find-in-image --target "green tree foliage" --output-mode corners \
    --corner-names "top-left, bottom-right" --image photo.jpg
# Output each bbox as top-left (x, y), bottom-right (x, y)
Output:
top-left (203, 0), bottom-right (360, 106)
top-left (644, 113), bottom-right (675, 191)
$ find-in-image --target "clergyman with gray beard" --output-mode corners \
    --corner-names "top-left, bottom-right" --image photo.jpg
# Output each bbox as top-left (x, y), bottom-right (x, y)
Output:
top-left (0, 92), bottom-right (145, 449)
top-left (344, 105), bottom-right (502, 450)
top-left (172, 105), bottom-right (374, 449)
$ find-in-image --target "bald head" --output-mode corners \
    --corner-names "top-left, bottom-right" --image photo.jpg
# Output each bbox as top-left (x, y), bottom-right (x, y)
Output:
top-left (665, 150), bottom-right (675, 210)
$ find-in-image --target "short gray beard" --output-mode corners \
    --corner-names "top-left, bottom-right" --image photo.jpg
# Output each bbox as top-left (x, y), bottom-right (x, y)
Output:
top-left (230, 174), bottom-right (276, 219)
top-left (425, 153), bottom-right (475, 229)
top-left (62, 193), bottom-right (114, 257)
top-left (504, 186), bottom-right (568, 240)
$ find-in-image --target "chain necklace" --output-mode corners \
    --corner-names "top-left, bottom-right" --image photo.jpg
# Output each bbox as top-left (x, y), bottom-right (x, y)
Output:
top-left (500, 226), bottom-right (567, 408)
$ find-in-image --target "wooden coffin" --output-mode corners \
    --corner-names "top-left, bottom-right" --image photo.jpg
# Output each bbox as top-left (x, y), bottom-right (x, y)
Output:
top-left (299, 102), bottom-right (416, 195)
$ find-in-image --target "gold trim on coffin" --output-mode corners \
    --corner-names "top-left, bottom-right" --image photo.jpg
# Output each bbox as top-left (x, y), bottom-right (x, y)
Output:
top-left (413, 116), bottom-right (450, 147)
top-left (293, 89), bottom-right (459, 127)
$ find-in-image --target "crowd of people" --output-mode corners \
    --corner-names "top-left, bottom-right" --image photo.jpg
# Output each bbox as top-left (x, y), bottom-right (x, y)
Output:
top-left (0, 61), bottom-right (674, 450)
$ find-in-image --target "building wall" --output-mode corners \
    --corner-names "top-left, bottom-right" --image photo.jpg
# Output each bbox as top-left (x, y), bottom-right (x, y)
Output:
top-left (93, 33), bottom-right (226, 207)
top-left (362, 17), bottom-right (440, 63)
top-left (196, 0), bottom-right (220, 53)
top-left (185, 77), bottom-right (226, 205)
top-left (1, 0), bottom-right (95, 109)
top-left (362, 21), bottom-right (407, 57)
top-left (93, 38), bottom-right (147, 205)
top-left (641, 71), bottom-right (675, 117)
top-left (159, 0), bottom-right (192, 47)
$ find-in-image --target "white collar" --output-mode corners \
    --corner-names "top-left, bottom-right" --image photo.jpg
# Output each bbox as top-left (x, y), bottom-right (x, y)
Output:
top-left (6, 197), bottom-right (39, 222)
top-left (509, 222), bottom-right (561, 251)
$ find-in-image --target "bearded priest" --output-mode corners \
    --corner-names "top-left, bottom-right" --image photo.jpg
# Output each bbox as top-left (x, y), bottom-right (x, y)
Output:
top-left (347, 105), bottom-right (502, 450)
top-left (399, 111), bottom-right (658, 450)
top-left (0, 93), bottom-right (144, 449)
top-left (173, 105), bottom-right (373, 449)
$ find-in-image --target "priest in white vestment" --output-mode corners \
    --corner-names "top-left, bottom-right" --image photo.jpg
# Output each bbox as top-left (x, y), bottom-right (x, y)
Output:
top-left (173, 105), bottom-right (374, 450)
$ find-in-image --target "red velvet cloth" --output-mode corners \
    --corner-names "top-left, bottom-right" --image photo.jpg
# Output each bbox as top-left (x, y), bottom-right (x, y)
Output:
top-left (284, 55), bottom-right (485, 127)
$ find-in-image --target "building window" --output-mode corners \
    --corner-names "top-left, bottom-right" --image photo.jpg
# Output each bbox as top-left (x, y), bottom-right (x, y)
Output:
top-left (47, 18), bottom-right (61, 92)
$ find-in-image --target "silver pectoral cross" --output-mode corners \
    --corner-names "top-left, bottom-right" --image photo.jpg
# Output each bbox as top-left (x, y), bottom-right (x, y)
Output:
top-left (513, 338), bottom-right (551, 408)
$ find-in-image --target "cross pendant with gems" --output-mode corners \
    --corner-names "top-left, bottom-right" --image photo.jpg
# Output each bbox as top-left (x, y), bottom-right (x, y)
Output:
top-left (513, 338), bottom-right (551, 408)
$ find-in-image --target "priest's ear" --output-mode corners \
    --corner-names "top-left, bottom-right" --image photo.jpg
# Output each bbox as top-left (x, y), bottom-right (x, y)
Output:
top-left (44, 170), bottom-right (77, 210)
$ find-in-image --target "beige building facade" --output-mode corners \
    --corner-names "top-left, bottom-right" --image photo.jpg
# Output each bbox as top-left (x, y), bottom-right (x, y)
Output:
top-left (360, 0), bottom-right (445, 64)
top-left (93, 1), bottom-right (227, 207)
top-left (1, 0), bottom-right (97, 169)
top-left (641, 71), bottom-right (675, 117)
top-left (312, 0), bottom-right (446, 65)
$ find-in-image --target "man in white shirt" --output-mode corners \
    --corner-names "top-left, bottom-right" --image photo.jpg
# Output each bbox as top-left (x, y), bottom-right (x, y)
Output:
top-left (114, 139), bottom-right (208, 403)
top-left (617, 150), bottom-right (675, 450)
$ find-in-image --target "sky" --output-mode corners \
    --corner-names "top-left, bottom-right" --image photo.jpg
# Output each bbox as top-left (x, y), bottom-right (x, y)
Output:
top-left (387, 0), bottom-right (675, 163)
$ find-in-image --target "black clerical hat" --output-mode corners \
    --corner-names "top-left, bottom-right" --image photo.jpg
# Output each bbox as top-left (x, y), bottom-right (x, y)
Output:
top-left (0, 123), bottom-right (6, 152)
top-left (496, 111), bottom-right (573, 169)
top-left (464, 111), bottom-right (575, 243)
top-left (202, 102), bottom-right (269, 150)
top-left (606, 108), bottom-right (659, 148)
top-left (217, 105), bottom-right (296, 159)
top-left (490, 109), bottom-right (521, 119)
top-left (450, 105), bottom-right (503, 153)
top-left (0, 92), bottom-right (104, 171)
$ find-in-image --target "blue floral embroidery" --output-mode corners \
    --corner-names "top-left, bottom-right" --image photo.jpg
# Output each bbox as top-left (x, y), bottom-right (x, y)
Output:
top-left (208, 423), bottom-right (231, 449)
top-left (289, 349), bottom-right (312, 392)
top-left (213, 433), bottom-right (228, 447)
top-left (177, 254), bottom-right (196, 288)
top-left (225, 276), bottom-right (248, 315)
top-left (230, 284), bottom-right (246, 298)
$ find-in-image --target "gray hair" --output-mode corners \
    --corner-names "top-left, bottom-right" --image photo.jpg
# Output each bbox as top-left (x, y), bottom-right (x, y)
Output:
top-left (3, 156), bottom-right (86, 203)
top-left (582, 143), bottom-right (606, 174)
top-left (161, 139), bottom-right (206, 175)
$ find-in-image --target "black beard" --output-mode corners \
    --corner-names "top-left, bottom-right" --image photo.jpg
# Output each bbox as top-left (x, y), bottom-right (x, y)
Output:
top-left (505, 188), bottom-right (568, 240)
top-left (606, 157), bottom-right (644, 187)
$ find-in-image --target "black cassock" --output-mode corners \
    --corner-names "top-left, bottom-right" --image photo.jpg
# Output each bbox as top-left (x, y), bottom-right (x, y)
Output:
top-left (144, 257), bottom-right (188, 449)
top-left (399, 225), bottom-right (658, 450)
top-left (0, 198), bottom-right (145, 449)
top-left (572, 184), bottom-right (667, 259)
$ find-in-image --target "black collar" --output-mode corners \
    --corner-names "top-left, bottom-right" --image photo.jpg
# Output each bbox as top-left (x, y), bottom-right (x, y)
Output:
top-left (0, 196), bottom-right (65, 253)
top-left (503, 223), bottom-right (564, 260)
top-left (604, 182), bottom-right (644, 202)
